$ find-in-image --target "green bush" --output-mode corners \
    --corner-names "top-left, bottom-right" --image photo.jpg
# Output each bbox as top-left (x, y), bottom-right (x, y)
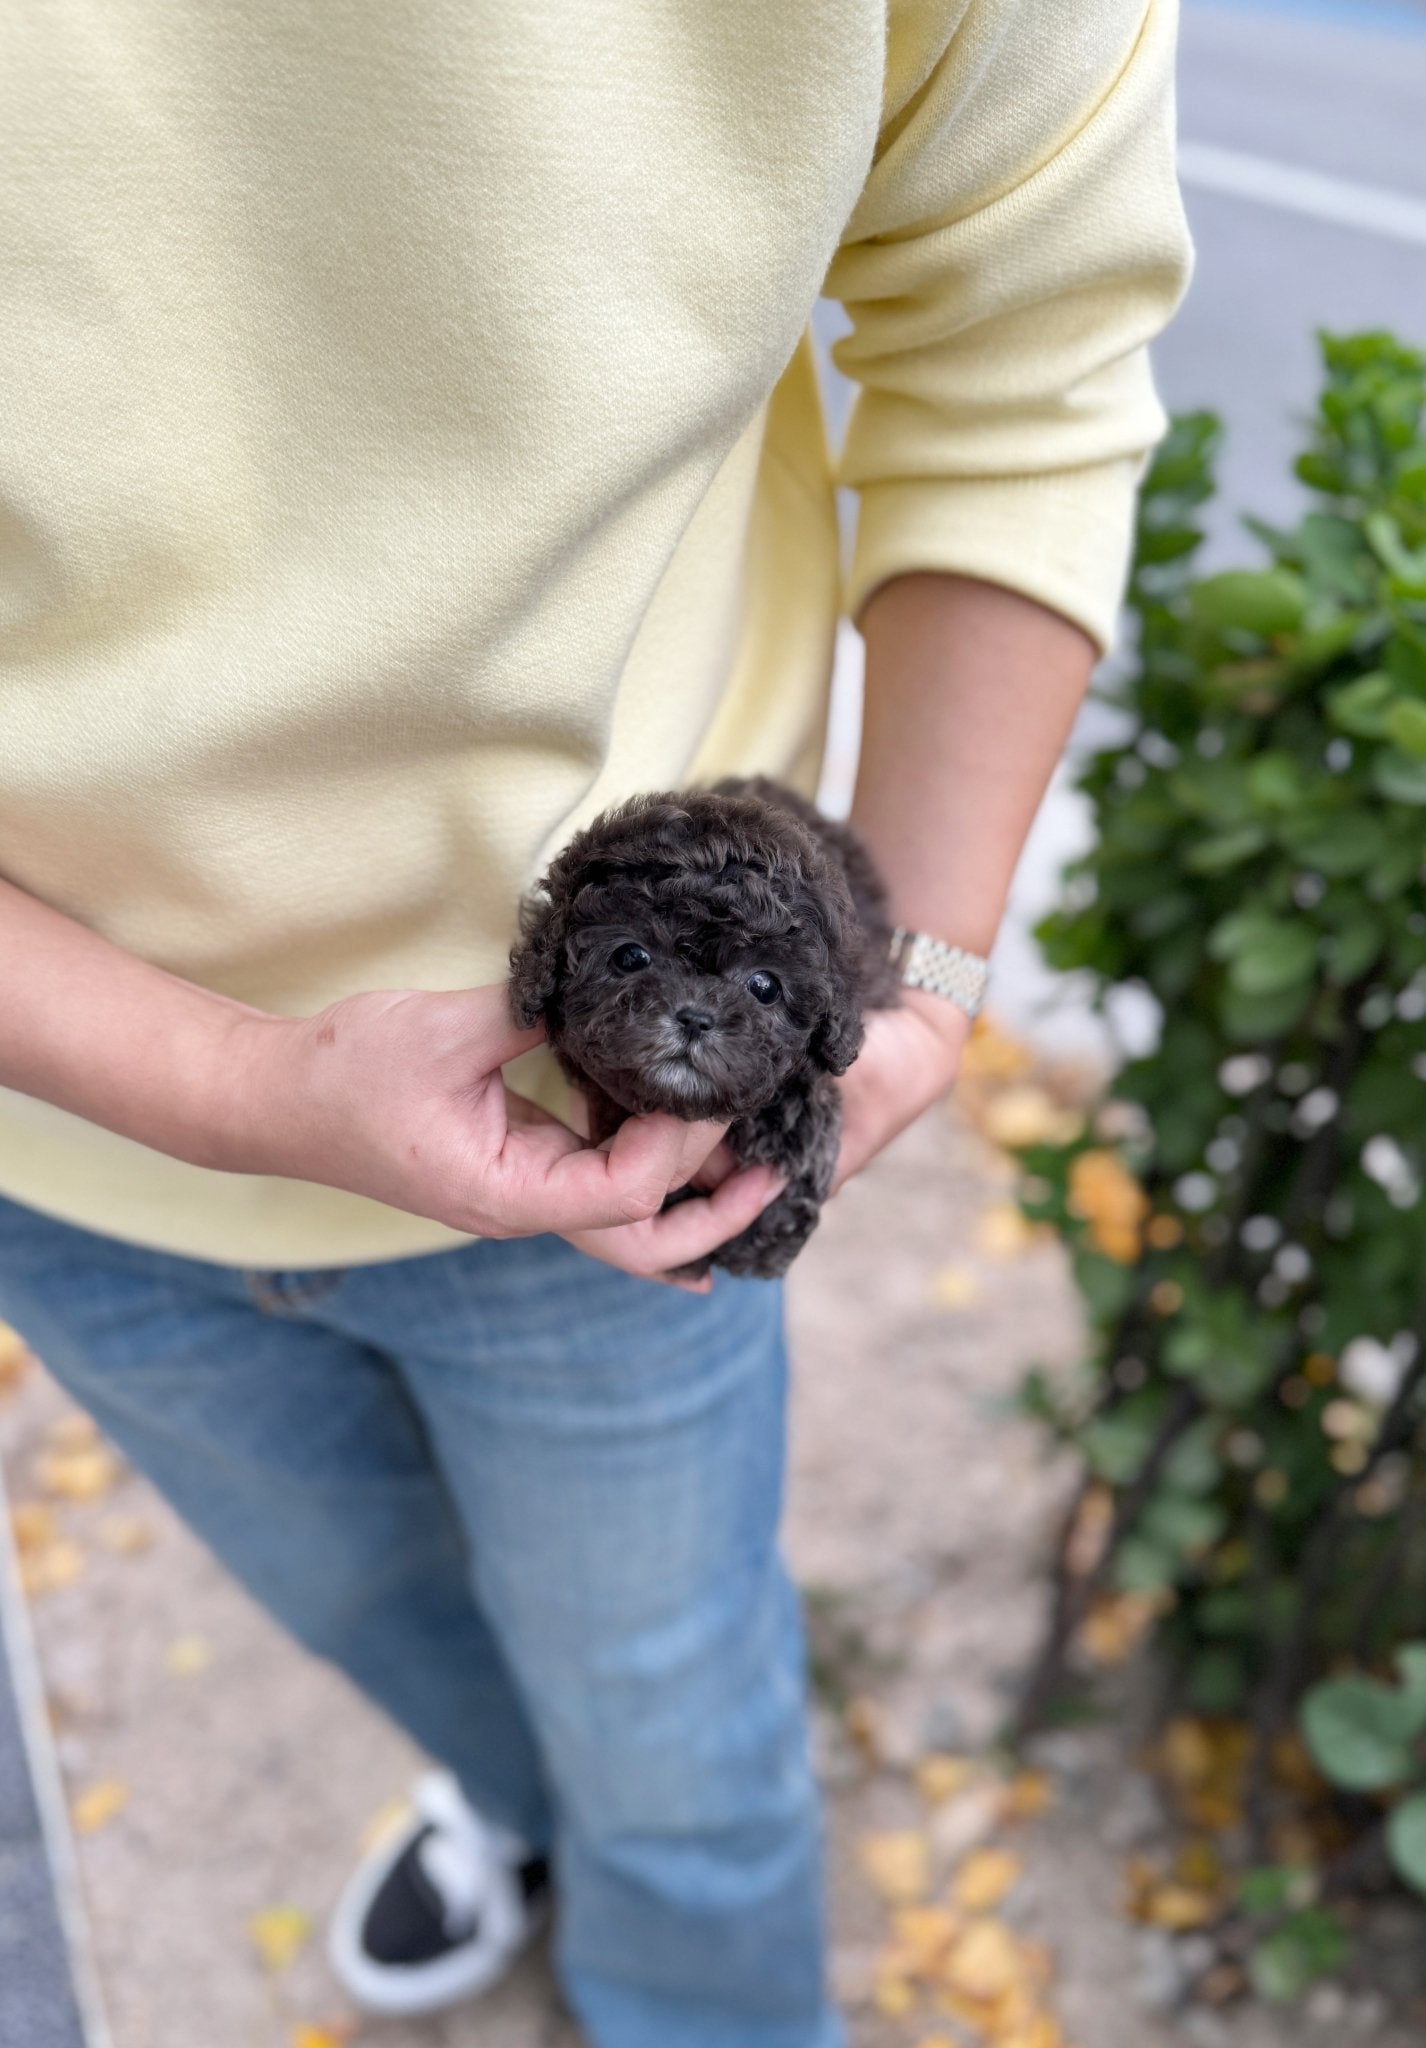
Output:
top-left (1015, 332), bottom-right (1426, 1965)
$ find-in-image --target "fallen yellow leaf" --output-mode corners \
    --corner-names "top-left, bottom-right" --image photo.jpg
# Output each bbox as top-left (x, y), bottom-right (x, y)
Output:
top-left (890, 1904), bottom-right (961, 1975)
top-left (71, 1780), bottom-right (128, 1833)
top-left (958, 1015), bottom-right (1034, 1081)
top-left (1002, 1770), bottom-right (1055, 1821)
top-left (943, 1918), bottom-right (1022, 2002)
top-left (11, 1501), bottom-right (57, 1553)
top-left (952, 1847), bottom-right (1022, 1913)
top-left (98, 1516), bottom-right (155, 1556)
top-left (0, 1322), bottom-right (29, 1397)
top-left (999, 2016), bottom-right (1065, 2048)
top-left (1064, 1485), bottom-right (1115, 1579)
top-left (979, 1086), bottom-right (1084, 1151)
top-left (914, 1754), bottom-right (978, 1806)
top-left (1145, 1213), bottom-right (1185, 1249)
top-left (1155, 1712), bottom-right (1229, 1794)
top-left (859, 1830), bottom-right (932, 1905)
top-left (36, 1445), bottom-right (120, 1504)
top-left (291, 2028), bottom-right (353, 2048)
top-left (1139, 1881), bottom-right (1220, 1931)
top-left (1175, 1835), bottom-right (1223, 1892)
top-left (47, 1411), bottom-right (100, 1452)
top-left (873, 1974), bottom-right (917, 2017)
top-left (1080, 1590), bottom-right (1163, 1667)
top-left (981, 1984), bottom-right (1051, 2039)
top-left (1067, 1149), bottom-right (1149, 1263)
top-left (844, 1695), bottom-right (881, 1763)
top-left (930, 1264), bottom-right (979, 1311)
top-left (20, 1538), bottom-right (86, 1598)
top-left (249, 1905), bottom-right (312, 1973)
top-left (974, 1203), bottom-right (1040, 1259)
top-left (165, 1635), bottom-right (214, 1677)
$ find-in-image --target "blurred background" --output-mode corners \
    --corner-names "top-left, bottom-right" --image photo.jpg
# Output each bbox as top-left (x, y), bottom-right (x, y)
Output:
top-left (4, 3), bottom-right (1426, 2045)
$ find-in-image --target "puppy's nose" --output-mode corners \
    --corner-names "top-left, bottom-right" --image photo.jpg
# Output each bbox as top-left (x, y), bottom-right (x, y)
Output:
top-left (676, 1006), bottom-right (716, 1037)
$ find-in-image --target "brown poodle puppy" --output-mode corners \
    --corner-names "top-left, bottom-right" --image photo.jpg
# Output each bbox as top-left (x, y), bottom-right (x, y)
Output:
top-left (509, 776), bottom-right (899, 1279)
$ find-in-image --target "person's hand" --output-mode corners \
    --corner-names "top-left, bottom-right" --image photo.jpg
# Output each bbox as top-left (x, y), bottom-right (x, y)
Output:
top-left (502, 1089), bottom-right (786, 1295)
top-left (830, 989), bottom-right (971, 1191)
top-left (226, 984), bottom-right (747, 1243)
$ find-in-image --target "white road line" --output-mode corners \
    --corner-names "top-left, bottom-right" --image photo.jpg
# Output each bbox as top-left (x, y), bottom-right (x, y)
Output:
top-left (1179, 140), bottom-right (1426, 247)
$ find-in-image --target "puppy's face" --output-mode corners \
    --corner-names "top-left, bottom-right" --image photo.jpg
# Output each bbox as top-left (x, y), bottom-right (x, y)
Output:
top-left (511, 793), bottom-right (864, 1120)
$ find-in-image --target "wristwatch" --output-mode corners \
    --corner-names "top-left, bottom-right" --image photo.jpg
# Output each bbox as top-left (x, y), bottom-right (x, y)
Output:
top-left (889, 927), bottom-right (990, 1019)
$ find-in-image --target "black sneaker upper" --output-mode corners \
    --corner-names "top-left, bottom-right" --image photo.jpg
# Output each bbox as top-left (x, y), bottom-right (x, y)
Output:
top-left (360, 1825), bottom-right (552, 1967)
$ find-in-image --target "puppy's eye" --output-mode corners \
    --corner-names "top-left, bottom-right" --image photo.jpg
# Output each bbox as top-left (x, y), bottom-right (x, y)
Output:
top-left (747, 971), bottom-right (781, 1006)
top-left (611, 942), bottom-right (652, 974)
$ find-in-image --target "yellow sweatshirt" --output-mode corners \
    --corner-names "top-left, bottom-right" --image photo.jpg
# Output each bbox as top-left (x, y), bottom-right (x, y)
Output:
top-left (0, 0), bottom-right (1192, 1268)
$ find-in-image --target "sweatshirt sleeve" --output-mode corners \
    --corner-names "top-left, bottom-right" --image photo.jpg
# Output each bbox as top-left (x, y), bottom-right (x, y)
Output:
top-left (825, 0), bottom-right (1194, 655)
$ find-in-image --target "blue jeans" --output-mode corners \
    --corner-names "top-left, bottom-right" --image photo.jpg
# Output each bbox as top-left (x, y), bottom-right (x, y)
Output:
top-left (0, 1192), bottom-right (841, 2048)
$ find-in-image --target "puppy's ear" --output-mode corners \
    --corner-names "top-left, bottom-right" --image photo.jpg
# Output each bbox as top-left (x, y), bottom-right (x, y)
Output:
top-left (508, 886), bottom-right (566, 1027)
top-left (804, 868), bottom-right (866, 1075)
top-left (810, 998), bottom-right (864, 1076)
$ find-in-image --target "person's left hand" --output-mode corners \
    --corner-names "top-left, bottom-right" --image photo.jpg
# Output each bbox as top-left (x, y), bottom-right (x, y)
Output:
top-left (829, 988), bottom-right (970, 1191)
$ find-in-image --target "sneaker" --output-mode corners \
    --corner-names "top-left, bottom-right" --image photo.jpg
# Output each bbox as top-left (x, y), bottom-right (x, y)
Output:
top-left (327, 1771), bottom-right (551, 2016)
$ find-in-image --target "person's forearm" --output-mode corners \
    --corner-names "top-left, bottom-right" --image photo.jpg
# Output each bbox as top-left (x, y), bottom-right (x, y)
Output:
top-left (852, 572), bottom-right (1097, 958)
top-left (0, 875), bottom-right (272, 1166)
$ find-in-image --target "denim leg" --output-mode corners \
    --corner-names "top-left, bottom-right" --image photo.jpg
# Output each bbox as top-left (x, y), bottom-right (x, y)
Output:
top-left (330, 1235), bottom-right (842, 2048)
top-left (0, 1195), bottom-right (553, 1847)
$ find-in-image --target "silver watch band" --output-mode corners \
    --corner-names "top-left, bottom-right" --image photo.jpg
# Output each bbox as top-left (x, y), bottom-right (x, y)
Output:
top-left (890, 927), bottom-right (989, 1018)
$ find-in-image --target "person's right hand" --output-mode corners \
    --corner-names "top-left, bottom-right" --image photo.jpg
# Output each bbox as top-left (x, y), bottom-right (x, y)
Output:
top-left (229, 983), bottom-right (774, 1253)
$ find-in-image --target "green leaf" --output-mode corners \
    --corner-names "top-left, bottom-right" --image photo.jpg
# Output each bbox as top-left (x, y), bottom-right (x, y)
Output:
top-left (1324, 916), bottom-right (1386, 986)
top-left (1160, 1416), bottom-right (1223, 1495)
top-left (1185, 824), bottom-right (1269, 874)
top-left (1385, 697), bottom-right (1426, 760)
top-left (1219, 978), bottom-right (1313, 1043)
top-left (1366, 511), bottom-right (1426, 590)
top-left (1300, 1675), bottom-right (1418, 1791)
top-left (1327, 671), bottom-right (1394, 738)
top-left (1141, 1492), bottom-right (1228, 1558)
top-left (1297, 512), bottom-right (1376, 603)
top-left (1386, 1793), bottom-right (1426, 1896)
top-left (1072, 1249), bottom-right (1137, 1323)
top-left (1136, 525), bottom-right (1202, 566)
top-left (1397, 1643), bottom-right (1426, 1715)
top-left (1282, 811), bottom-right (1387, 876)
top-left (1373, 748), bottom-right (1426, 805)
top-left (1245, 752), bottom-right (1303, 811)
top-left (1387, 621), bottom-right (1426, 695)
top-left (1249, 1909), bottom-right (1348, 2003)
top-left (1190, 569), bottom-right (1309, 637)
top-left (1227, 921), bottom-right (1317, 996)
top-left (1082, 1397), bottom-right (1163, 1484)
top-left (1187, 1645), bottom-right (1250, 1713)
top-left (1238, 1865), bottom-right (1311, 1916)
top-left (1114, 1533), bottom-right (1180, 1595)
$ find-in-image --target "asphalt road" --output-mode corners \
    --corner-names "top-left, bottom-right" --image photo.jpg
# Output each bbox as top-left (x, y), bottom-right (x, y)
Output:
top-left (1165, 0), bottom-right (1426, 555)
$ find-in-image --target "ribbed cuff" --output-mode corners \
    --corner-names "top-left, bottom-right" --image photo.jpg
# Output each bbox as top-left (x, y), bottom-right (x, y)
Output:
top-left (845, 455), bottom-right (1145, 658)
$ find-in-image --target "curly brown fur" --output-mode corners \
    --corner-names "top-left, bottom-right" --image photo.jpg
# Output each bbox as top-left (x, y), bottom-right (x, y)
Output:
top-left (509, 778), bottom-right (898, 1279)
